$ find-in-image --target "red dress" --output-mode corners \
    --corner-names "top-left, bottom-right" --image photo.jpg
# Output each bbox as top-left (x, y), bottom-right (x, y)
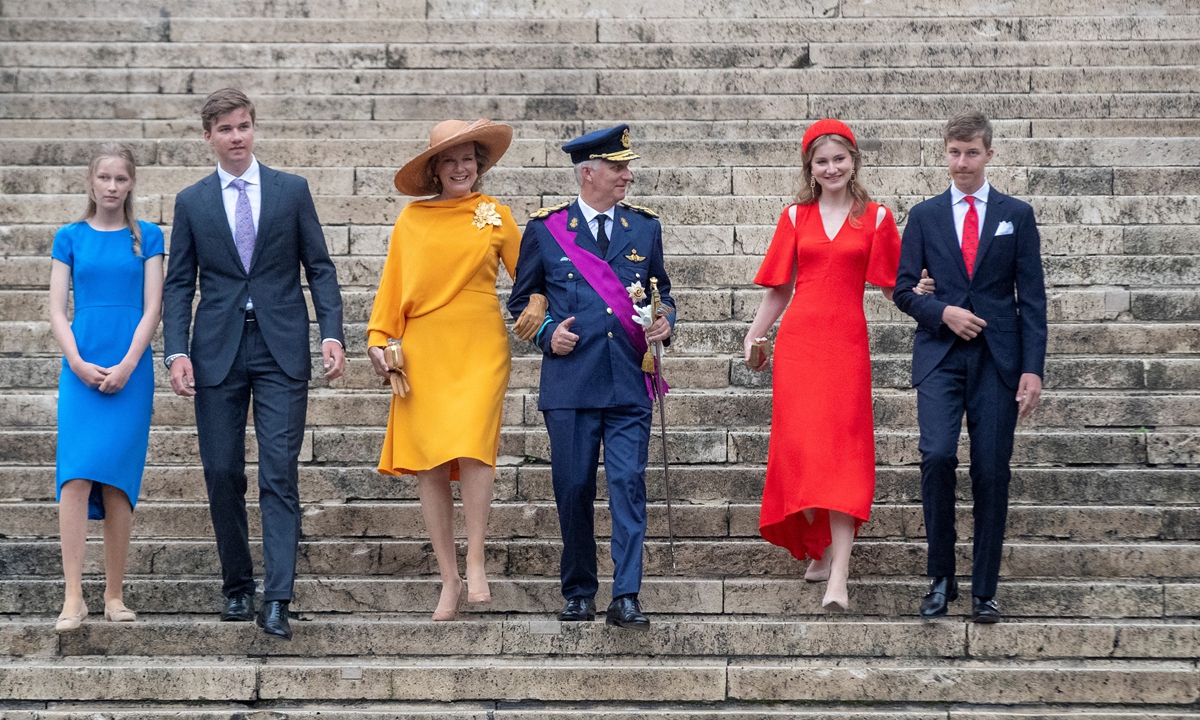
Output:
top-left (755, 201), bottom-right (902, 562)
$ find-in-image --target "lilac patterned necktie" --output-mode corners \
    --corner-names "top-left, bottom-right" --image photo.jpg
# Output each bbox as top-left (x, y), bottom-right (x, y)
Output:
top-left (231, 178), bottom-right (256, 272)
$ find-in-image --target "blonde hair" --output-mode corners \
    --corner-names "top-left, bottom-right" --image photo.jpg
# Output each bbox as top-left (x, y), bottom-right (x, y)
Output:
top-left (82, 142), bottom-right (141, 255)
top-left (794, 134), bottom-right (872, 227)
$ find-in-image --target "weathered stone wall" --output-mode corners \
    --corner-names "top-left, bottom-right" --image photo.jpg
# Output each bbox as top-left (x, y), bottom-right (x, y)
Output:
top-left (1, 1), bottom-right (1198, 715)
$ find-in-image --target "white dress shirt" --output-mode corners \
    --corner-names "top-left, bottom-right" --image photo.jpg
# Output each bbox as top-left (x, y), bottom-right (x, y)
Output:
top-left (950, 179), bottom-right (990, 247)
top-left (576, 196), bottom-right (616, 242)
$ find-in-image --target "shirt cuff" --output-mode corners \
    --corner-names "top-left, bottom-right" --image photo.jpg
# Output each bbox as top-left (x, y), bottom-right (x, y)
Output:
top-left (321, 338), bottom-right (343, 348)
top-left (164, 353), bottom-right (187, 368)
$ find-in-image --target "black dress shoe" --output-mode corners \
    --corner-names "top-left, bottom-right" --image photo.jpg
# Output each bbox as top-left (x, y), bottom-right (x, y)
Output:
top-left (605, 595), bottom-right (649, 631)
top-left (557, 597), bottom-right (596, 622)
top-left (918, 576), bottom-right (959, 619)
top-left (972, 596), bottom-right (1001, 624)
top-left (220, 593), bottom-right (255, 622)
top-left (256, 600), bottom-right (293, 640)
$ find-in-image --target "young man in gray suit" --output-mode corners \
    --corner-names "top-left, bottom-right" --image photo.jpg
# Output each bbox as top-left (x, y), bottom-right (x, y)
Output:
top-left (163, 88), bottom-right (345, 640)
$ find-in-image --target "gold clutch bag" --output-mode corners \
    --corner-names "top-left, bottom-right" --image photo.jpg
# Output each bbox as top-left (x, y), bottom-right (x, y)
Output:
top-left (383, 339), bottom-right (410, 397)
top-left (747, 337), bottom-right (771, 372)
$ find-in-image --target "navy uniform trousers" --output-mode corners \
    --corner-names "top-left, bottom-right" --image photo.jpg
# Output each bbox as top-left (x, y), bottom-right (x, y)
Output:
top-left (545, 405), bottom-right (652, 601)
top-left (916, 335), bottom-right (1019, 599)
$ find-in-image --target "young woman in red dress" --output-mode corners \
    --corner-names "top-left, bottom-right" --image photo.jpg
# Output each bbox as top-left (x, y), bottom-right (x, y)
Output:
top-left (744, 119), bottom-right (908, 611)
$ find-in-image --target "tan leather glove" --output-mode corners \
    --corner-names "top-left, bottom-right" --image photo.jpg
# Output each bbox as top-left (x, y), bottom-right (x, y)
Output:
top-left (512, 293), bottom-right (549, 342)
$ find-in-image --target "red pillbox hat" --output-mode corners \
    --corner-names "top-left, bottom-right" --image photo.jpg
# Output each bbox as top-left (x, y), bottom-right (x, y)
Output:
top-left (802, 119), bottom-right (857, 154)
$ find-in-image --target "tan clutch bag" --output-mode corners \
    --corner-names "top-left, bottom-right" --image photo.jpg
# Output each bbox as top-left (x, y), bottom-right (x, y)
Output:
top-left (383, 339), bottom-right (411, 397)
top-left (747, 337), bottom-right (771, 372)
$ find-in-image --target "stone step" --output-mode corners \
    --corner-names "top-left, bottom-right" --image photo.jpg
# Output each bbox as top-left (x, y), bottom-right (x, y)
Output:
top-left (0, 710), bottom-right (1196, 720)
top-left (5, 615), bottom-right (1200, 661)
top-left (6, 387), bottom-right (1200, 430)
top-left (1, 538), bottom-right (1198, 580)
top-left (6, 118), bottom-right (1198, 141)
top-left (5, 576), bottom-right (1195, 618)
top-left (4, 15), bottom-right (1197, 44)
top-left (7, 464), bottom-right (1199, 507)
top-left (3, 425), bottom-right (1190, 466)
top-left (4, 91), bottom-right (1197, 122)
top-left (6, 41), bottom-right (1200, 72)
top-left (5, 501), bottom-right (1199, 543)
top-left (14, 67), bottom-right (1200, 97)
top-left (2, 655), bottom-right (1196, 704)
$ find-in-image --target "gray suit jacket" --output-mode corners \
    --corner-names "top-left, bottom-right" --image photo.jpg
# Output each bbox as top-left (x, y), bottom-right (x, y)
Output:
top-left (163, 165), bottom-right (344, 387)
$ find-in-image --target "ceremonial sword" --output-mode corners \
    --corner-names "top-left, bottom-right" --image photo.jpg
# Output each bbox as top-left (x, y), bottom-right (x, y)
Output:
top-left (649, 277), bottom-right (677, 574)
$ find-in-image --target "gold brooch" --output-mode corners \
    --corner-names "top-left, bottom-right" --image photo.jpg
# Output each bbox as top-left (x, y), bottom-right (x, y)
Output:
top-left (626, 281), bottom-right (645, 303)
top-left (620, 217), bottom-right (629, 228)
top-left (569, 217), bottom-right (578, 229)
top-left (472, 201), bottom-right (503, 230)
top-left (625, 249), bottom-right (645, 262)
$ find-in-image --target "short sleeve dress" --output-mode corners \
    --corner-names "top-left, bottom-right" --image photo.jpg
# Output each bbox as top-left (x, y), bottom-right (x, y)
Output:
top-left (754, 202), bottom-right (901, 562)
top-left (53, 220), bottom-right (164, 519)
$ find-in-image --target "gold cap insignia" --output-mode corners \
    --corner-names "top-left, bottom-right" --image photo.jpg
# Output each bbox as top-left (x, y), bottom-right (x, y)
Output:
top-left (621, 128), bottom-right (631, 149)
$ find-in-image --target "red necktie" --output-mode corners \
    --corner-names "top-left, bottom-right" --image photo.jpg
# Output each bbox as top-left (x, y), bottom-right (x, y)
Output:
top-left (961, 195), bottom-right (979, 278)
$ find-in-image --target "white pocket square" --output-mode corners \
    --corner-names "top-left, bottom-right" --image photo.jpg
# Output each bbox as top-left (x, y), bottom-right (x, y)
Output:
top-left (995, 221), bottom-right (1015, 236)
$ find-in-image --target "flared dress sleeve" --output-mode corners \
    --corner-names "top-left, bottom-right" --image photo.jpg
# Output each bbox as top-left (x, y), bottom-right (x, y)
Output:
top-left (866, 203), bottom-right (902, 288)
top-left (497, 204), bottom-right (522, 282)
top-left (367, 213), bottom-right (406, 348)
top-left (753, 205), bottom-right (800, 288)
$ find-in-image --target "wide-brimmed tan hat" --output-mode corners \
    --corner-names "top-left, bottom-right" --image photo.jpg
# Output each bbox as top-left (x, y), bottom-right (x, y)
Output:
top-left (393, 119), bottom-right (514, 196)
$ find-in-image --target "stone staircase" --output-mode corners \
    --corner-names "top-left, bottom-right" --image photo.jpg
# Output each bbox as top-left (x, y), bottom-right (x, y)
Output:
top-left (2, 0), bottom-right (1199, 716)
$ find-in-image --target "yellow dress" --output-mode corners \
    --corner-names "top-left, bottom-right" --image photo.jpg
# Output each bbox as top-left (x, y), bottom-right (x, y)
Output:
top-left (367, 192), bottom-right (521, 478)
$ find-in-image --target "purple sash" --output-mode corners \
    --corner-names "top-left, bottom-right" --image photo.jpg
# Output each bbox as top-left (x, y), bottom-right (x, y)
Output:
top-left (544, 209), bottom-right (666, 400)
top-left (544, 209), bottom-right (647, 355)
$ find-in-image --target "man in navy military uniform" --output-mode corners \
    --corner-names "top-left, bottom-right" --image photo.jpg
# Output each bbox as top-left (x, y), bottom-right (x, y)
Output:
top-left (508, 124), bottom-right (675, 630)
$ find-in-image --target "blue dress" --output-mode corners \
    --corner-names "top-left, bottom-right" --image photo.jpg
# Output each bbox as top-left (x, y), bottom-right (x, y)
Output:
top-left (53, 221), bottom-right (163, 519)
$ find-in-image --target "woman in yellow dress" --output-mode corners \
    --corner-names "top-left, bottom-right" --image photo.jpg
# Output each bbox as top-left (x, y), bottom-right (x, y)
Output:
top-left (367, 119), bottom-right (525, 621)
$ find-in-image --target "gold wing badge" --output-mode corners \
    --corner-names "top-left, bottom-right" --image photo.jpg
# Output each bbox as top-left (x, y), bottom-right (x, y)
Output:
top-left (625, 248), bottom-right (646, 262)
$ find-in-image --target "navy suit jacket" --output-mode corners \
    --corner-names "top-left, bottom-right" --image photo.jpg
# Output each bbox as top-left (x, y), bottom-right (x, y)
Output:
top-left (508, 200), bottom-right (675, 410)
top-left (163, 165), bottom-right (345, 387)
top-left (893, 187), bottom-right (1047, 389)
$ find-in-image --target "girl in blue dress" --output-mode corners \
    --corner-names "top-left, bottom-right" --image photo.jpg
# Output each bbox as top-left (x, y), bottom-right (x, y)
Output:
top-left (49, 143), bottom-right (164, 632)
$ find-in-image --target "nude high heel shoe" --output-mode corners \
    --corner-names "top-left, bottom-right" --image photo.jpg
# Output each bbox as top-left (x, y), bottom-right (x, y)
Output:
top-left (55, 601), bottom-right (88, 633)
top-left (432, 577), bottom-right (464, 622)
top-left (805, 556), bottom-right (831, 582)
top-left (104, 600), bottom-right (137, 623)
top-left (467, 567), bottom-right (491, 604)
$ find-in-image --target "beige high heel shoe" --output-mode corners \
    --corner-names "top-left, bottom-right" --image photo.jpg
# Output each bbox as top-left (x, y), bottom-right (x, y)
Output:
top-left (432, 577), bottom-right (464, 622)
top-left (466, 568), bottom-right (491, 604)
top-left (805, 556), bottom-right (831, 582)
top-left (55, 601), bottom-right (88, 633)
top-left (104, 600), bottom-right (137, 623)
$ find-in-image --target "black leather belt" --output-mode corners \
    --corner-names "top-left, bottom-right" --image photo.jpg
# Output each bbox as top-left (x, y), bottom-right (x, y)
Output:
top-left (245, 309), bottom-right (257, 322)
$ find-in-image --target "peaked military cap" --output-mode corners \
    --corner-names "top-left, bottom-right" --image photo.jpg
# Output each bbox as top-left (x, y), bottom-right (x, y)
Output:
top-left (562, 124), bottom-right (640, 164)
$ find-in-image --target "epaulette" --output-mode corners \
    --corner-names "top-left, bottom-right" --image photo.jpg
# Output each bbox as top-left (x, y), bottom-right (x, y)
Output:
top-left (529, 201), bottom-right (570, 220)
top-left (620, 201), bottom-right (659, 218)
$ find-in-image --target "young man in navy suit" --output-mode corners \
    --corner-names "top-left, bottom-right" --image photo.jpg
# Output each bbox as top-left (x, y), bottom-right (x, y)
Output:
top-left (508, 124), bottom-right (675, 630)
top-left (893, 112), bottom-right (1047, 623)
top-left (164, 88), bottom-right (345, 640)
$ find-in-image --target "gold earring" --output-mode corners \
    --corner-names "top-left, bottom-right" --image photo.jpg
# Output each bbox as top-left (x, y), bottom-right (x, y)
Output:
top-left (809, 177), bottom-right (816, 191)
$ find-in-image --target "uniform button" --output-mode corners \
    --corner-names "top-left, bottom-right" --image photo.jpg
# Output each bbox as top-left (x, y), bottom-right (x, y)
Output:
top-left (607, 332), bottom-right (614, 338)
top-left (606, 307), bottom-right (613, 314)
top-left (568, 273), bottom-right (574, 279)
top-left (635, 273), bottom-right (641, 278)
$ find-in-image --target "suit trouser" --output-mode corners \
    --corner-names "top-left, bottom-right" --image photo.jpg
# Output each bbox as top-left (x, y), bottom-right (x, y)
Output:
top-left (916, 337), bottom-right (1019, 599)
top-left (543, 405), bottom-right (652, 601)
top-left (194, 320), bottom-right (309, 601)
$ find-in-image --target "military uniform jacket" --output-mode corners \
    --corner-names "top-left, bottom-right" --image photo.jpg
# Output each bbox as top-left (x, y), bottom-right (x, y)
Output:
top-left (508, 200), bottom-right (676, 410)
